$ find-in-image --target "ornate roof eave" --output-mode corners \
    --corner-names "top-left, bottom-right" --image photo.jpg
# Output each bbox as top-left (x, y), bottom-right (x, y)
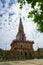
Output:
top-left (11, 40), bottom-right (34, 46)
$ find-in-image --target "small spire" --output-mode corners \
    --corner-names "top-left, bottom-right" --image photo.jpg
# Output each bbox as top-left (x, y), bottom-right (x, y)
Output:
top-left (16, 17), bottom-right (26, 41)
top-left (20, 17), bottom-right (22, 22)
top-left (19, 17), bottom-right (23, 30)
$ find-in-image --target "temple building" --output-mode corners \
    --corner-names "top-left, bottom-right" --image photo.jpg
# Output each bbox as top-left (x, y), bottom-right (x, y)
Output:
top-left (10, 18), bottom-right (34, 59)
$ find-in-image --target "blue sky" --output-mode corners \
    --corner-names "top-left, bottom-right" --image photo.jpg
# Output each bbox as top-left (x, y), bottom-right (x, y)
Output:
top-left (0, 0), bottom-right (43, 50)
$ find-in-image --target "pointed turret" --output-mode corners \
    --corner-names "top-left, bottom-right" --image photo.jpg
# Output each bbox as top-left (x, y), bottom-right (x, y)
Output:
top-left (18, 17), bottom-right (24, 33)
top-left (16, 17), bottom-right (26, 41)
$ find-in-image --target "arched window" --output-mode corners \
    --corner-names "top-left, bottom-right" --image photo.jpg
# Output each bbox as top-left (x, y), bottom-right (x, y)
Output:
top-left (21, 52), bottom-right (23, 55)
top-left (21, 45), bottom-right (22, 48)
top-left (25, 52), bottom-right (27, 56)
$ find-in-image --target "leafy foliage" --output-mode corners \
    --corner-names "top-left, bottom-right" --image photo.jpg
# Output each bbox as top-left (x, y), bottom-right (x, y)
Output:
top-left (18, 0), bottom-right (26, 9)
top-left (18, 0), bottom-right (43, 32)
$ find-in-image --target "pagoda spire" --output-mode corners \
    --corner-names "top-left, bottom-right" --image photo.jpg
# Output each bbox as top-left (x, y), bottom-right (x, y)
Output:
top-left (16, 17), bottom-right (26, 41)
top-left (18, 17), bottom-right (24, 33)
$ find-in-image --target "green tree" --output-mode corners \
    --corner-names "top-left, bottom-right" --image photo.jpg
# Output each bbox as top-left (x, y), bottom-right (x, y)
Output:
top-left (18, 0), bottom-right (43, 32)
top-left (0, 49), bottom-right (4, 58)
